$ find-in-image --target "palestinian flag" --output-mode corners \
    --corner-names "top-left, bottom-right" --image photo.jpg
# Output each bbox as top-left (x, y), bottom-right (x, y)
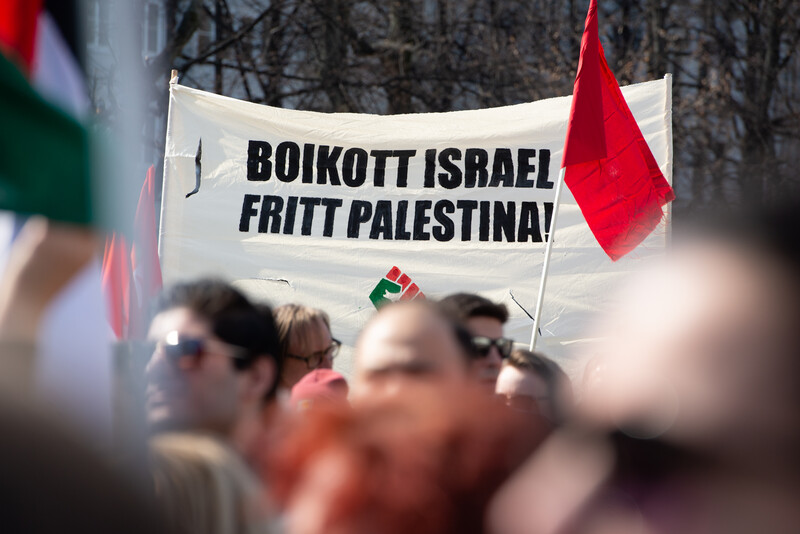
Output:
top-left (0, 0), bottom-right (113, 442)
top-left (0, 0), bottom-right (92, 224)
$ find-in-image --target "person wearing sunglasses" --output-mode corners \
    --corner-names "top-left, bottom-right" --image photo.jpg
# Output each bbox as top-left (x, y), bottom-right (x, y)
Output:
top-left (439, 292), bottom-right (513, 393)
top-left (145, 279), bottom-right (281, 458)
top-left (273, 304), bottom-right (340, 397)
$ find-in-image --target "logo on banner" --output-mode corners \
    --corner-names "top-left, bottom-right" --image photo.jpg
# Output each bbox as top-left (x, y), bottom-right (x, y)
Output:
top-left (368, 266), bottom-right (425, 309)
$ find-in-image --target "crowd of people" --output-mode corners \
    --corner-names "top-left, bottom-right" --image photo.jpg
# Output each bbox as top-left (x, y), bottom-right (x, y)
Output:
top-left (1, 204), bottom-right (800, 533)
top-left (142, 283), bottom-right (560, 534)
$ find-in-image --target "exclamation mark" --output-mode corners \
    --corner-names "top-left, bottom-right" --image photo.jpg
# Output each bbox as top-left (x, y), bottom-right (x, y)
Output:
top-left (544, 202), bottom-right (554, 242)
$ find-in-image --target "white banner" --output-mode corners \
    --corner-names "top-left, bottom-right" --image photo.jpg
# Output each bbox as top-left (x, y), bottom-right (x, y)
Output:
top-left (160, 78), bottom-right (672, 377)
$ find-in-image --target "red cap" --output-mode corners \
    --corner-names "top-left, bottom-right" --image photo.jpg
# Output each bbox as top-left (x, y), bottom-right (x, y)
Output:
top-left (290, 369), bottom-right (349, 411)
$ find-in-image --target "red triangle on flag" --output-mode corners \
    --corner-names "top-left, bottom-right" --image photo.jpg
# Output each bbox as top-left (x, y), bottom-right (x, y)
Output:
top-left (0, 0), bottom-right (43, 73)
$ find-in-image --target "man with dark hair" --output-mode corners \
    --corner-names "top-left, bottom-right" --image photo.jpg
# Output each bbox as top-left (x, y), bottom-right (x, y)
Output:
top-left (145, 279), bottom-right (280, 457)
top-left (496, 349), bottom-right (573, 425)
top-left (439, 293), bottom-right (513, 392)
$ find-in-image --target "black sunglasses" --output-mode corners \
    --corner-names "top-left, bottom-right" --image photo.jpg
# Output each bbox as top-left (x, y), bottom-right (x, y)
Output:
top-left (471, 336), bottom-right (514, 359)
top-left (154, 331), bottom-right (251, 369)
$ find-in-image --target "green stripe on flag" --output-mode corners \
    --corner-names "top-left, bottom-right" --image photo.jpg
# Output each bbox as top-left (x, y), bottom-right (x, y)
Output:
top-left (0, 52), bottom-right (91, 224)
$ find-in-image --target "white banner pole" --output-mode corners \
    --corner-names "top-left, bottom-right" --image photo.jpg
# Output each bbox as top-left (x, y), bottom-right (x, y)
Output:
top-left (529, 166), bottom-right (566, 352)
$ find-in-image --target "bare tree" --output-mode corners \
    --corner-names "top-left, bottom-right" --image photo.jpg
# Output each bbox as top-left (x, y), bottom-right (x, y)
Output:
top-left (131, 0), bottom-right (800, 213)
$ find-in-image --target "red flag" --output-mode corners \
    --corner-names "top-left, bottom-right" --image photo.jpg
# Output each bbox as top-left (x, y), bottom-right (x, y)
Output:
top-left (129, 165), bottom-right (163, 338)
top-left (101, 233), bottom-right (132, 339)
top-left (101, 167), bottom-right (163, 339)
top-left (562, 0), bottom-right (675, 261)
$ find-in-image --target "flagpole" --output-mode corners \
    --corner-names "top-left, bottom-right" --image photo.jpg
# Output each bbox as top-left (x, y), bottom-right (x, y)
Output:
top-left (529, 166), bottom-right (566, 351)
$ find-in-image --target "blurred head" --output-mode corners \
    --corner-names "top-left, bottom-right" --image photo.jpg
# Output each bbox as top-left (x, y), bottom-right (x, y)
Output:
top-left (146, 280), bottom-right (280, 435)
top-left (350, 300), bottom-right (471, 404)
top-left (439, 293), bottom-right (511, 391)
top-left (496, 350), bottom-right (572, 425)
top-left (266, 385), bottom-right (545, 534)
top-left (274, 304), bottom-right (337, 390)
top-left (290, 369), bottom-right (350, 412)
top-left (490, 206), bottom-right (800, 534)
top-left (0, 392), bottom-right (168, 534)
top-left (583, 230), bottom-right (800, 461)
top-left (150, 432), bottom-right (270, 534)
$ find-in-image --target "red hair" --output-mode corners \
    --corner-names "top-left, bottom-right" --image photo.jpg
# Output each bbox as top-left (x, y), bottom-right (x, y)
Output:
top-left (264, 385), bottom-right (548, 534)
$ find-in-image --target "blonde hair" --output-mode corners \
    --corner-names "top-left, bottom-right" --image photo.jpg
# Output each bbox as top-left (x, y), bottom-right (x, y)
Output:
top-left (150, 433), bottom-right (274, 534)
top-left (273, 304), bottom-right (331, 358)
